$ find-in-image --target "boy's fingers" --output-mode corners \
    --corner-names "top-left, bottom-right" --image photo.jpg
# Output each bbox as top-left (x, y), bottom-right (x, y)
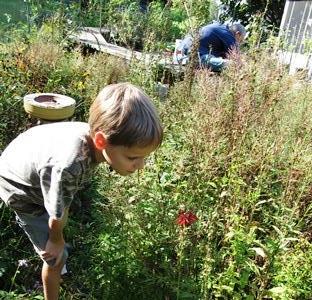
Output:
top-left (40, 250), bottom-right (63, 265)
top-left (39, 251), bottom-right (55, 261)
top-left (41, 254), bottom-right (53, 261)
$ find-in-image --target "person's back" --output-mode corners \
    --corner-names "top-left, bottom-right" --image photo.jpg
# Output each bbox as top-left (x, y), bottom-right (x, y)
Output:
top-left (198, 23), bottom-right (236, 58)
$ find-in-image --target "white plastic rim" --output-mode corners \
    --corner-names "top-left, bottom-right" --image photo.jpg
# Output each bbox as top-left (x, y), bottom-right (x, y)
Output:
top-left (23, 93), bottom-right (76, 120)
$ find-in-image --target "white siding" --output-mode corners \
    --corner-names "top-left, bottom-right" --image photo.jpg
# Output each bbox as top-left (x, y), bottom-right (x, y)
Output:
top-left (279, 0), bottom-right (312, 77)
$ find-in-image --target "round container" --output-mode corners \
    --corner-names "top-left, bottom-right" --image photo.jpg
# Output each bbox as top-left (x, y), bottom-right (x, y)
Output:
top-left (23, 93), bottom-right (76, 121)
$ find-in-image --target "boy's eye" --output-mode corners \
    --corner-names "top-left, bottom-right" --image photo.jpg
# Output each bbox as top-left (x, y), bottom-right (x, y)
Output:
top-left (127, 157), bottom-right (137, 161)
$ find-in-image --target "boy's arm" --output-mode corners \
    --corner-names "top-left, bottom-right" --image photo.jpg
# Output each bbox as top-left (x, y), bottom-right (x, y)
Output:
top-left (40, 208), bottom-right (69, 265)
top-left (39, 164), bottom-right (81, 264)
top-left (49, 207), bottom-right (69, 242)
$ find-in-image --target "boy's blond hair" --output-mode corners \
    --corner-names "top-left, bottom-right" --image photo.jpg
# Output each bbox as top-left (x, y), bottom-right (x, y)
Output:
top-left (89, 82), bottom-right (163, 147)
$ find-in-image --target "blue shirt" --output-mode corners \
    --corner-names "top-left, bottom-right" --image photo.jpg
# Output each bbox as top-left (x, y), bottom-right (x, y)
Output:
top-left (180, 23), bottom-right (237, 58)
top-left (199, 23), bottom-right (236, 58)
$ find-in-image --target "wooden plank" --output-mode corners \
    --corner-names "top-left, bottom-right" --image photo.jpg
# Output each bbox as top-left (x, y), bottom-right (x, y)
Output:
top-left (71, 27), bottom-right (143, 61)
top-left (70, 27), bottom-right (185, 73)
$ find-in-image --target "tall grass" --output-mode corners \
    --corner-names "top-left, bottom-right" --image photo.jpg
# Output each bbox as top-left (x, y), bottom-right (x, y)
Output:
top-left (1, 19), bottom-right (312, 300)
top-left (157, 48), bottom-right (312, 299)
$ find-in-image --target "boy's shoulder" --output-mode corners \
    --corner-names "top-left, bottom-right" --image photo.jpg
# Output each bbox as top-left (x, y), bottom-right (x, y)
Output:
top-left (1, 122), bottom-right (92, 166)
top-left (17, 121), bottom-right (90, 146)
top-left (26, 121), bottom-right (91, 153)
top-left (26, 121), bottom-right (89, 136)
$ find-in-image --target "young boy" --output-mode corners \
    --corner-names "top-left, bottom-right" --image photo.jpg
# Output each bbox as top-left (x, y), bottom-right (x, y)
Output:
top-left (0, 82), bottom-right (163, 300)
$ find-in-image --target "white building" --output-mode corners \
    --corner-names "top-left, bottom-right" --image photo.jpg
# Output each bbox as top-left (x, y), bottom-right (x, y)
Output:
top-left (279, 0), bottom-right (312, 77)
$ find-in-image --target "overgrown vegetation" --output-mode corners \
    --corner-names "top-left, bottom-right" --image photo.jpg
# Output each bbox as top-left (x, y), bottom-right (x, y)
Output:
top-left (1, 1), bottom-right (312, 299)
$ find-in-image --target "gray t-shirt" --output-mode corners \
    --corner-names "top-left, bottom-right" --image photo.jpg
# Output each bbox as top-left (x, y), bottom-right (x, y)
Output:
top-left (0, 122), bottom-right (96, 219)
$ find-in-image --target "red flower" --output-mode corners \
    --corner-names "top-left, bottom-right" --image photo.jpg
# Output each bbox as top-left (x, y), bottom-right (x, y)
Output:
top-left (176, 211), bottom-right (198, 227)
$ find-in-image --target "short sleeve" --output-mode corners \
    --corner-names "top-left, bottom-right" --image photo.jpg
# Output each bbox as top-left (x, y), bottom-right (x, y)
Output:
top-left (39, 165), bottom-right (80, 219)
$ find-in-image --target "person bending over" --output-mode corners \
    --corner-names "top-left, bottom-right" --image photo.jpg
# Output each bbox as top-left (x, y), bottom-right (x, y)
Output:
top-left (178, 22), bottom-right (246, 72)
top-left (0, 82), bottom-right (163, 300)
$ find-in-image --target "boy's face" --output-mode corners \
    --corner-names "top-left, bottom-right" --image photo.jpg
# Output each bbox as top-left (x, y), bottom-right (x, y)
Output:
top-left (102, 143), bottom-right (157, 176)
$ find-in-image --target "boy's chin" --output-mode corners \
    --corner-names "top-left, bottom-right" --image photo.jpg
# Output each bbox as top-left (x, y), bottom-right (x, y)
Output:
top-left (119, 170), bottom-right (134, 176)
top-left (110, 167), bottom-right (134, 176)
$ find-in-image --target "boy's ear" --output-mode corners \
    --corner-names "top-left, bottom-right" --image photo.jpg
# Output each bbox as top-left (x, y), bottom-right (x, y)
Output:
top-left (93, 132), bottom-right (107, 150)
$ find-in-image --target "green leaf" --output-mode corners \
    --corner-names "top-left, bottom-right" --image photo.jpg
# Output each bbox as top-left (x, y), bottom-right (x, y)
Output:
top-left (269, 286), bottom-right (287, 295)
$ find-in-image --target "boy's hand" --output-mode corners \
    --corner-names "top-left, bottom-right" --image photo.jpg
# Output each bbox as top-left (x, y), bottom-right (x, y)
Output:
top-left (41, 209), bottom-right (69, 266)
top-left (40, 238), bottom-right (65, 266)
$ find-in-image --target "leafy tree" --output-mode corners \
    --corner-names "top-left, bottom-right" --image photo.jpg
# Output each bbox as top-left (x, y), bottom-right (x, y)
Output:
top-left (219, 0), bottom-right (286, 30)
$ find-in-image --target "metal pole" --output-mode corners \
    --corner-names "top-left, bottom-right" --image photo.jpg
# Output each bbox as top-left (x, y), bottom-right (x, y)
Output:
top-left (99, 0), bottom-right (103, 29)
top-left (279, 0), bottom-right (289, 34)
top-left (300, 2), bottom-right (312, 54)
top-left (296, 1), bottom-right (308, 53)
top-left (286, 0), bottom-right (295, 37)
